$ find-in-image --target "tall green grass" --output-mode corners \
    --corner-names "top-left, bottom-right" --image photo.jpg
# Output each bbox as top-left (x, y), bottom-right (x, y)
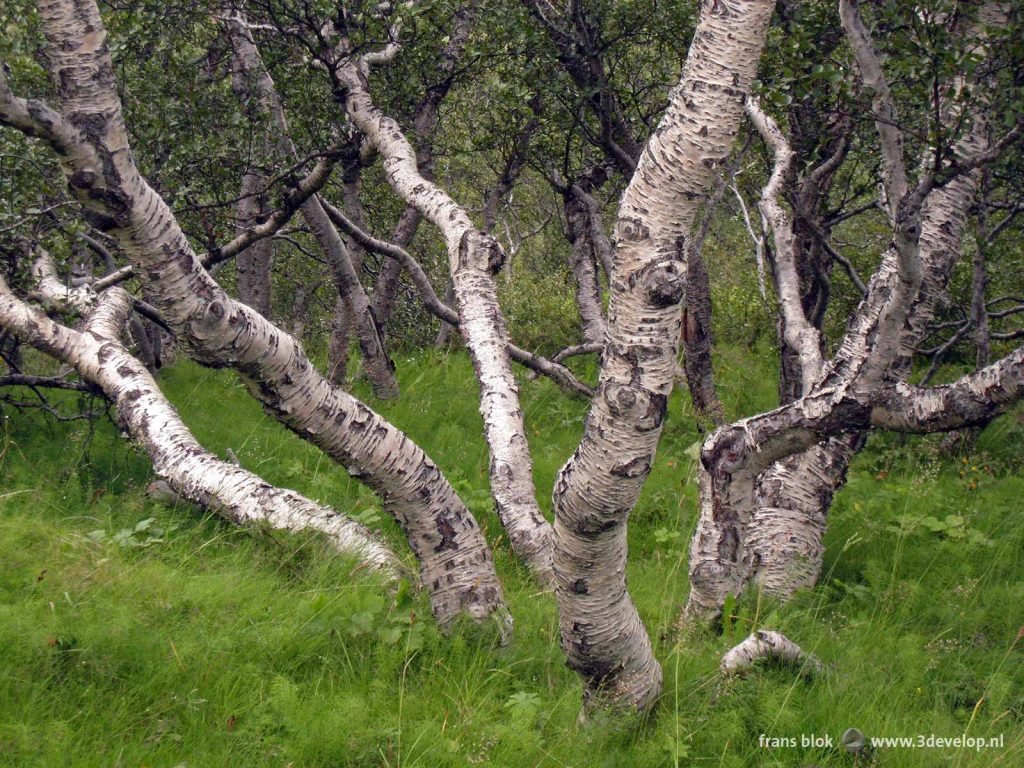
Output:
top-left (0, 350), bottom-right (1020, 766)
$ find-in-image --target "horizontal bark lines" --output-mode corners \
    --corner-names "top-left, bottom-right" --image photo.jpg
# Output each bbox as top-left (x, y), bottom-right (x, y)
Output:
top-left (552, 0), bottom-right (776, 711)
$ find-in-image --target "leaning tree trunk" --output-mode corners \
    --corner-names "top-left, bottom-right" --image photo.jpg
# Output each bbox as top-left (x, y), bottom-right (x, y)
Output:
top-left (368, 4), bottom-right (477, 338)
top-left (695, 0), bottom-right (1004, 611)
top-left (549, 0), bottom-right (776, 712)
top-left (0, 0), bottom-right (505, 629)
top-left (0, 278), bottom-right (402, 574)
top-left (334, 39), bottom-right (554, 582)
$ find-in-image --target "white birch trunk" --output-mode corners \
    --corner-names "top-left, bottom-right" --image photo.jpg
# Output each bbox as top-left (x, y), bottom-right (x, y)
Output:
top-left (685, 2), bottom-right (1007, 618)
top-left (550, 0), bottom-right (776, 711)
top-left (334, 50), bottom-right (554, 582)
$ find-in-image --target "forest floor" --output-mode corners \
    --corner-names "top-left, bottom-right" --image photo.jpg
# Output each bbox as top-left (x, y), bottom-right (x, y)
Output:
top-left (1, 348), bottom-right (1021, 767)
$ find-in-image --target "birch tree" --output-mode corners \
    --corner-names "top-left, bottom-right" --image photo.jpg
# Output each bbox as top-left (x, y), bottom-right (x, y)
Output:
top-left (520, 0), bottom-right (726, 424)
top-left (320, 10), bottom-right (556, 581)
top-left (547, 0), bottom-right (776, 711)
top-left (735, 0), bottom-right (1020, 603)
top-left (684, 0), bottom-right (1023, 621)
top-left (3, 0), bottom-right (1022, 723)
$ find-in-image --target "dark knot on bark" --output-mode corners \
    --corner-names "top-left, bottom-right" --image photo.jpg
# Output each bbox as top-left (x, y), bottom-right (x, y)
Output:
top-left (457, 230), bottom-right (506, 275)
top-left (603, 383), bottom-right (667, 431)
top-left (192, 299), bottom-right (231, 341)
top-left (617, 216), bottom-right (650, 242)
top-left (69, 169), bottom-right (97, 189)
top-left (645, 261), bottom-right (686, 307)
top-left (704, 426), bottom-right (749, 474)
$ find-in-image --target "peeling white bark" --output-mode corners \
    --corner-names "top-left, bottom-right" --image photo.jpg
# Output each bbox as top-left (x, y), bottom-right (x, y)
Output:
top-left (0, 278), bottom-right (402, 574)
top-left (551, 0), bottom-right (776, 712)
top-left (685, 2), bottom-right (1012, 621)
top-left (1, 0), bottom-right (506, 629)
top-left (740, 5), bottom-right (1004, 604)
top-left (369, 4), bottom-right (476, 336)
top-left (747, 433), bottom-right (862, 596)
top-left (871, 347), bottom-right (1024, 432)
top-left (333, 40), bottom-right (553, 582)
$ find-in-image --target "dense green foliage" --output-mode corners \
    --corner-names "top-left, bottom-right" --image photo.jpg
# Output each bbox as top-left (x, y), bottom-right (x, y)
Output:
top-left (2, 352), bottom-right (1021, 767)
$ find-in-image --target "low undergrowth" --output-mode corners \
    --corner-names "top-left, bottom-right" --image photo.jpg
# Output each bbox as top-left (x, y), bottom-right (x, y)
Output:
top-left (0, 349), bottom-right (1021, 767)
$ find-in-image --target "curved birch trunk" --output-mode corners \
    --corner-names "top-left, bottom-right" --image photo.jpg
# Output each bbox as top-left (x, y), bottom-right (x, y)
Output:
top-left (369, 5), bottom-right (477, 335)
top-left (1, 0), bottom-right (505, 629)
top-left (334, 45), bottom-right (554, 582)
top-left (0, 278), bottom-right (402, 574)
top-left (749, 119), bottom-right (990, 601)
top-left (550, 0), bottom-right (775, 712)
top-left (743, 106), bottom-right (991, 603)
top-left (745, 433), bottom-right (863, 595)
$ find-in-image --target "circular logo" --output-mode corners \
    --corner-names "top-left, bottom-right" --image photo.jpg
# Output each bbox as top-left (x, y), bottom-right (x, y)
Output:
top-left (841, 727), bottom-right (866, 753)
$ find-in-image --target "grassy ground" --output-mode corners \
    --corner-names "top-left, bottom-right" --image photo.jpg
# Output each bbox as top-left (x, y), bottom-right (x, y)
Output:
top-left (0, 349), bottom-right (1021, 767)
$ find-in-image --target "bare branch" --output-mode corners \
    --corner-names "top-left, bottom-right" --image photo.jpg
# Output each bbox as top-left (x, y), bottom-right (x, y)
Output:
top-left (0, 67), bottom-right (87, 161)
top-left (839, 0), bottom-right (908, 216)
top-left (872, 345), bottom-right (1024, 433)
top-left (0, 374), bottom-right (93, 392)
top-left (730, 183), bottom-right (767, 299)
top-left (747, 96), bottom-right (823, 390)
top-left (321, 199), bottom-right (593, 397)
